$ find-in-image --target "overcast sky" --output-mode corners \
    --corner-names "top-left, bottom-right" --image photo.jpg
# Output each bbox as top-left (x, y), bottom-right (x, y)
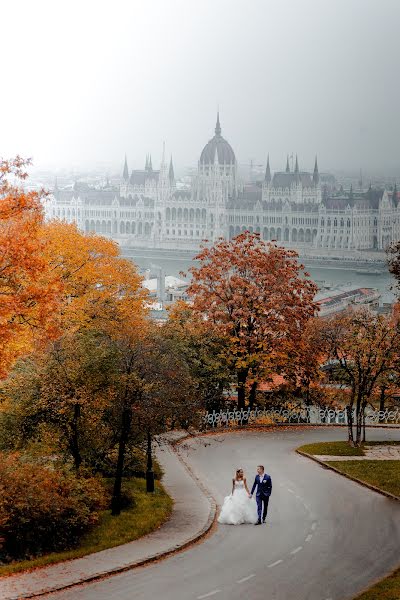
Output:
top-left (2, 0), bottom-right (399, 175)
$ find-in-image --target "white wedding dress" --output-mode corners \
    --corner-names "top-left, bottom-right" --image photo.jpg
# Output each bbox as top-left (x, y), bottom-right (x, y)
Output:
top-left (218, 480), bottom-right (258, 525)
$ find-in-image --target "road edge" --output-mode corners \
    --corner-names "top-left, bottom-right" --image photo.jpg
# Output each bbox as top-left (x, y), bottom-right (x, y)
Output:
top-left (296, 449), bottom-right (400, 502)
top-left (3, 439), bottom-right (218, 600)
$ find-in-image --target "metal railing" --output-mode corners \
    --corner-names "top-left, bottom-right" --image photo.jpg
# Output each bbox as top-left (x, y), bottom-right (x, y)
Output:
top-left (203, 407), bottom-right (400, 428)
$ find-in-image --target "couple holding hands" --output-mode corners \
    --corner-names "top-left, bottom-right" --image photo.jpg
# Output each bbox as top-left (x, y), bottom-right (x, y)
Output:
top-left (218, 465), bottom-right (272, 526)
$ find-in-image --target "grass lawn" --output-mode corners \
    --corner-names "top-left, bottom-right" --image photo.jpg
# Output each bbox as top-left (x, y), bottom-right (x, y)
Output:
top-left (297, 440), bottom-right (400, 457)
top-left (327, 460), bottom-right (400, 497)
top-left (354, 567), bottom-right (400, 600)
top-left (298, 441), bottom-right (365, 456)
top-left (0, 478), bottom-right (173, 577)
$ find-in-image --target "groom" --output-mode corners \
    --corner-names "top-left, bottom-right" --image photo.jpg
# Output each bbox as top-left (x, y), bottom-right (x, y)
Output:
top-left (250, 465), bottom-right (272, 525)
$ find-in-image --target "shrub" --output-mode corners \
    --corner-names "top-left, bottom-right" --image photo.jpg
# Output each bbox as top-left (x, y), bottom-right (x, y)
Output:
top-left (0, 453), bottom-right (107, 562)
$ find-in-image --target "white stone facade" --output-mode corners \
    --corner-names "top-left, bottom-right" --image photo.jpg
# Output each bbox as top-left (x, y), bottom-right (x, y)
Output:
top-left (45, 115), bottom-right (400, 252)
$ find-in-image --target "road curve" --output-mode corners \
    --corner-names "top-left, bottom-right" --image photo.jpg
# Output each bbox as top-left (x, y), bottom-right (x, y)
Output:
top-left (45, 427), bottom-right (400, 600)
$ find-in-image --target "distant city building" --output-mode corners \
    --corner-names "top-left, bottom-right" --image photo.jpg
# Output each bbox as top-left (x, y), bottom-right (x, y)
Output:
top-left (45, 114), bottom-right (400, 252)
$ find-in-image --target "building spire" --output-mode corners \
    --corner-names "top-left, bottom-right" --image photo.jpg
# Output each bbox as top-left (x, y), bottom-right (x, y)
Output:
top-left (393, 183), bottom-right (398, 207)
top-left (265, 154), bottom-right (271, 183)
top-left (294, 154), bottom-right (299, 174)
top-left (149, 155), bottom-right (153, 171)
top-left (161, 141), bottom-right (166, 167)
top-left (215, 111), bottom-right (221, 136)
top-left (285, 155), bottom-right (290, 173)
top-left (145, 154), bottom-right (149, 170)
top-left (123, 154), bottom-right (129, 180)
top-left (169, 155), bottom-right (175, 182)
top-left (313, 155), bottom-right (319, 184)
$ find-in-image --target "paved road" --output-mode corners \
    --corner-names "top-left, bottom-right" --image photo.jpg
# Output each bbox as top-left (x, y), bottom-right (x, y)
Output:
top-left (45, 427), bottom-right (400, 600)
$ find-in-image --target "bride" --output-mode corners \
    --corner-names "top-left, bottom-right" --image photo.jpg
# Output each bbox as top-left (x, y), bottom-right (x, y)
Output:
top-left (218, 468), bottom-right (258, 525)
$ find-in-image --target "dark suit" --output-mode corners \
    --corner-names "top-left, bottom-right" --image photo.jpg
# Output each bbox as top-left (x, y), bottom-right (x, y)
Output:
top-left (251, 473), bottom-right (272, 522)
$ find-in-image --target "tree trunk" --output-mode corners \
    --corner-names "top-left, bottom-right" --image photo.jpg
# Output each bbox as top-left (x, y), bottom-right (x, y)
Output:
top-left (379, 386), bottom-right (386, 422)
top-left (346, 404), bottom-right (354, 446)
top-left (249, 381), bottom-right (258, 410)
top-left (355, 392), bottom-right (363, 446)
top-left (70, 403), bottom-right (82, 470)
top-left (362, 402), bottom-right (367, 443)
top-left (146, 429), bottom-right (155, 493)
top-left (111, 403), bottom-right (132, 516)
top-left (237, 369), bottom-right (248, 410)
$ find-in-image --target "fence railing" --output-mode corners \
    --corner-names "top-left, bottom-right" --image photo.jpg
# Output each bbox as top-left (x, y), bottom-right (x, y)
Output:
top-left (203, 407), bottom-right (400, 428)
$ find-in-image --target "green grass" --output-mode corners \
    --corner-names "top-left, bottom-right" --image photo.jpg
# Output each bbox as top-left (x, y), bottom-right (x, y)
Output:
top-left (298, 441), bottom-right (365, 456)
top-left (354, 567), bottom-right (400, 600)
top-left (327, 460), bottom-right (400, 498)
top-left (363, 441), bottom-right (400, 447)
top-left (0, 478), bottom-right (173, 577)
top-left (298, 440), bottom-right (400, 457)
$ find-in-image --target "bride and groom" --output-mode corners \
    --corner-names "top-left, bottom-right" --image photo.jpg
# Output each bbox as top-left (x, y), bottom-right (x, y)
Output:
top-left (218, 465), bottom-right (272, 525)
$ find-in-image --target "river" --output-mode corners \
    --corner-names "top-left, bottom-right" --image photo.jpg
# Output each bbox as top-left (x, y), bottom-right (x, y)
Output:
top-left (121, 247), bottom-right (397, 304)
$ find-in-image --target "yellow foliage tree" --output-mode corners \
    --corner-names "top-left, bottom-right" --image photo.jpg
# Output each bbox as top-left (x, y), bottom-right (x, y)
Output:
top-left (0, 158), bottom-right (61, 378)
top-left (40, 221), bottom-right (148, 335)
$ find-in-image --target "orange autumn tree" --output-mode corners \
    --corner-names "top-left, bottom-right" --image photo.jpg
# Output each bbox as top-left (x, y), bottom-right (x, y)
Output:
top-left (318, 308), bottom-right (400, 445)
top-left (187, 232), bottom-right (318, 409)
top-left (275, 317), bottom-right (328, 407)
top-left (0, 158), bottom-right (61, 378)
top-left (40, 221), bottom-right (148, 334)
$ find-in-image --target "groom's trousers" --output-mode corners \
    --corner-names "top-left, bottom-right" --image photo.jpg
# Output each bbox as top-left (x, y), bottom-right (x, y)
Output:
top-left (256, 495), bottom-right (269, 521)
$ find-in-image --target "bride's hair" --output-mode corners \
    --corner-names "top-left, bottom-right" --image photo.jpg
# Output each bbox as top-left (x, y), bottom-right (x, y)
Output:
top-left (235, 468), bottom-right (243, 479)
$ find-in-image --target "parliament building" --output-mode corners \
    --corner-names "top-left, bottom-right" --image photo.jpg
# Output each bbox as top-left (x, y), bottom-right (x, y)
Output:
top-left (46, 114), bottom-right (400, 252)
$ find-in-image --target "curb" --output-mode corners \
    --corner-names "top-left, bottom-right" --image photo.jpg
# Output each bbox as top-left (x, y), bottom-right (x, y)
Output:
top-left (178, 423), bottom-right (400, 441)
top-left (296, 449), bottom-right (400, 502)
top-left (4, 440), bottom-right (218, 600)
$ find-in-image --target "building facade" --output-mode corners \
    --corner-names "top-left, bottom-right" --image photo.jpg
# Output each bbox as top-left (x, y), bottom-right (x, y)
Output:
top-left (45, 114), bottom-right (400, 252)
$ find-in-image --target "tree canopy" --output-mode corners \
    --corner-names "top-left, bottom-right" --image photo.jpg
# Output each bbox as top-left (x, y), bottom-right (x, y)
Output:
top-left (187, 232), bottom-right (318, 408)
top-left (0, 158), bottom-right (61, 378)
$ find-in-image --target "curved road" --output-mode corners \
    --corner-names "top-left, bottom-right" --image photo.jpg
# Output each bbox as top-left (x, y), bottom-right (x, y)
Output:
top-left (46, 427), bottom-right (400, 600)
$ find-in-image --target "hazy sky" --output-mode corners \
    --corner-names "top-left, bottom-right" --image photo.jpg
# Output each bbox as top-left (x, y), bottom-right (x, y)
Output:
top-left (2, 0), bottom-right (400, 174)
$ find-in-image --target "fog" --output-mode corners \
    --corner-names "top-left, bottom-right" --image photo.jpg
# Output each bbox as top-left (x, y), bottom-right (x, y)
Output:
top-left (2, 0), bottom-right (399, 174)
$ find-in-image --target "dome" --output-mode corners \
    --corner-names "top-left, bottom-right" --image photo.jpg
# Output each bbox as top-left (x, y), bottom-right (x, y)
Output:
top-left (199, 114), bottom-right (236, 165)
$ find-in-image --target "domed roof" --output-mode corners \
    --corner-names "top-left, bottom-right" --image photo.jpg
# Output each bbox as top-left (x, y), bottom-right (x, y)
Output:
top-left (199, 114), bottom-right (236, 165)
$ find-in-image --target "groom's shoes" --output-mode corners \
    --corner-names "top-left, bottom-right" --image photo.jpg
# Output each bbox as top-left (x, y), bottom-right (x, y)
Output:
top-left (254, 520), bottom-right (262, 525)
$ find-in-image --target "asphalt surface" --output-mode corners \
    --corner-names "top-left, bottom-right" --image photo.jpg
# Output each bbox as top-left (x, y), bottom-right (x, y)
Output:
top-left (45, 427), bottom-right (400, 600)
